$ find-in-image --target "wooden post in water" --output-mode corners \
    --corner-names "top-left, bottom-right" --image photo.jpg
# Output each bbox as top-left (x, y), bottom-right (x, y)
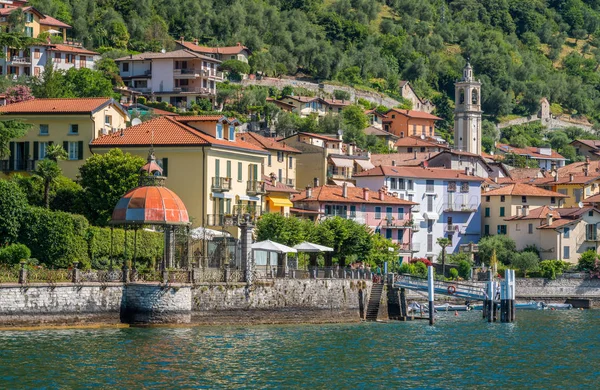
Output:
top-left (500, 279), bottom-right (508, 323)
top-left (509, 269), bottom-right (516, 322)
top-left (400, 288), bottom-right (408, 319)
top-left (487, 271), bottom-right (493, 323)
top-left (427, 266), bottom-right (434, 326)
top-left (492, 280), bottom-right (498, 322)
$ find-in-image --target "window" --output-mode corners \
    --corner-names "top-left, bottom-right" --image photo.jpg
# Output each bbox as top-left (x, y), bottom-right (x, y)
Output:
top-left (288, 156), bottom-right (293, 169)
top-left (216, 124), bottom-right (223, 139)
top-left (427, 195), bottom-right (433, 212)
top-left (398, 207), bottom-right (404, 219)
top-left (38, 142), bottom-right (48, 160)
top-left (485, 207), bottom-right (490, 217)
top-left (558, 189), bottom-right (568, 196)
top-left (407, 147), bottom-right (413, 153)
top-left (39, 124), bottom-right (49, 135)
top-left (564, 227), bottom-right (570, 238)
top-left (375, 207), bottom-right (381, 219)
top-left (267, 154), bottom-right (272, 166)
top-left (427, 234), bottom-right (433, 252)
top-left (225, 199), bottom-right (231, 214)
top-left (386, 207), bottom-right (393, 220)
top-left (563, 246), bottom-right (570, 260)
top-left (448, 181), bottom-right (456, 192)
top-left (522, 196), bottom-right (527, 203)
top-left (34, 67), bottom-right (40, 76)
top-left (33, 49), bottom-right (40, 59)
top-left (54, 52), bottom-right (61, 63)
top-left (67, 141), bottom-right (79, 160)
top-left (497, 225), bottom-right (507, 235)
top-left (407, 180), bottom-right (414, 191)
top-left (350, 205), bottom-right (356, 218)
top-left (390, 178), bottom-right (397, 190)
top-left (278, 169), bottom-right (282, 182)
top-left (215, 159), bottom-right (220, 178)
top-left (500, 207), bottom-right (505, 217)
top-left (25, 26), bottom-right (33, 37)
top-left (398, 229), bottom-right (404, 241)
top-left (460, 182), bottom-right (469, 193)
top-left (226, 160), bottom-right (231, 179)
top-left (277, 151), bottom-right (284, 162)
top-left (386, 229), bottom-right (392, 239)
top-left (398, 178), bottom-right (405, 190)
top-left (105, 115), bottom-right (112, 126)
top-left (574, 189), bottom-right (582, 203)
top-left (551, 197), bottom-right (556, 204)
top-left (528, 224), bottom-right (533, 234)
top-left (516, 223), bottom-right (521, 231)
top-left (229, 125), bottom-right (235, 141)
top-left (392, 114), bottom-right (395, 119)
top-left (427, 220), bottom-right (433, 233)
top-left (69, 124), bottom-right (79, 135)
top-left (516, 206), bottom-right (522, 216)
top-left (484, 225), bottom-right (489, 235)
top-left (413, 124), bottom-right (417, 135)
top-left (238, 162), bottom-right (242, 181)
top-left (485, 196), bottom-right (490, 202)
top-left (500, 195), bottom-right (505, 202)
top-left (122, 63), bottom-right (129, 72)
top-left (25, 12), bottom-right (33, 23)
top-left (589, 211), bottom-right (594, 217)
top-left (426, 180), bottom-right (434, 192)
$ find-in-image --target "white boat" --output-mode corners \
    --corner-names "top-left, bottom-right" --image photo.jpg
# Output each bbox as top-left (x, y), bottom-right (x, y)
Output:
top-left (544, 303), bottom-right (573, 310)
top-left (434, 303), bottom-right (472, 311)
top-left (515, 301), bottom-right (544, 310)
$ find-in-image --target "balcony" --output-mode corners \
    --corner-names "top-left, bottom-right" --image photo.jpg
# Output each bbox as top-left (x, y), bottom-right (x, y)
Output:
top-left (398, 243), bottom-right (411, 253)
top-left (412, 204), bottom-right (420, 212)
top-left (9, 56), bottom-right (31, 64)
top-left (172, 86), bottom-right (213, 94)
top-left (586, 232), bottom-right (598, 241)
top-left (411, 242), bottom-right (421, 252)
top-left (173, 68), bottom-right (200, 78)
top-left (327, 172), bottom-right (353, 180)
top-left (212, 177), bottom-right (232, 192)
top-left (445, 224), bottom-right (458, 233)
top-left (247, 180), bottom-right (267, 196)
top-left (443, 204), bottom-right (478, 213)
top-left (206, 205), bottom-right (262, 227)
top-left (129, 87), bottom-right (151, 93)
top-left (385, 218), bottom-right (412, 228)
top-left (285, 177), bottom-right (295, 187)
top-left (0, 159), bottom-right (35, 172)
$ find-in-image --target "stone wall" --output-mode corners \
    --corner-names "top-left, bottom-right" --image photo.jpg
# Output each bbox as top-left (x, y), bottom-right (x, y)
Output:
top-left (0, 283), bottom-right (123, 326)
top-left (516, 277), bottom-right (600, 299)
top-left (192, 279), bottom-right (372, 325)
top-left (121, 283), bottom-right (192, 324)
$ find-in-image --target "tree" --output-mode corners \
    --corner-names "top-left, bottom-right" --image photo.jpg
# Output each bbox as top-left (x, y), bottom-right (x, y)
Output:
top-left (274, 111), bottom-right (298, 137)
top-left (437, 237), bottom-right (452, 276)
top-left (220, 59), bottom-right (251, 77)
top-left (95, 57), bottom-right (124, 87)
top-left (34, 159), bottom-right (62, 208)
top-left (79, 149), bottom-right (146, 226)
top-left (578, 250), bottom-right (597, 271)
top-left (32, 59), bottom-right (68, 98)
top-left (341, 104), bottom-right (368, 131)
top-left (64, 68), bottom-right (116, 98)
top-left (45, 144), bottom-right (68, 162)
top-left (255, 213), bottom-right (312, 247)
top-left (367, 234), bottom-right (399, 268)
top-left (511, 251), bottom-right (540, 277)
top-left (478, 235), bottom-right (517, 266)
top-left (0, 179), bottom-right (28, 245)
top-left (316, 217), bottom-right (372, 267)
top-left (0, 119), bottom-right (30, 159)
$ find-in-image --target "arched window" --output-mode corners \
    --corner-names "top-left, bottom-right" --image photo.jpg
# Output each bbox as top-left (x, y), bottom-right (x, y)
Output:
top-left (459, 89), bottom-right (465, 104)
top-left (472, 89), bottom-right (478, 104)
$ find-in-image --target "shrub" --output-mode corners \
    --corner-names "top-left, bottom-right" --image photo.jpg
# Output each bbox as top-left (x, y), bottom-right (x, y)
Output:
top-left (457, 260), bottom-right (471, 280)
top-left (578, 250), bottom-right (597, 271)
top-left (0, 180), bottom-right (28, 245)
top-left (0, 243), bottom-right (31, 265)
top-left (448, 252), bottom-right (473, 265)
top-left (449, 268), bottom-right (459, 280)
top-left (87, 226), bottom-right (163, 269)
top-left (137, 96), bottom-right (147, 105)
top-left (333, 89), bottom-right (351, 101)
top-left (511, 251), bottom-right (540, 277)
top-left (410, 257), bottom-right (433, 267)
top-left (413, 261), bottom-right (427, 277)
top-left (538, 260), bottom-right (570, 280)
top-left (398, 263), bottom-right (415, 274)
top-left (19, 207), bottom-right (89, 268)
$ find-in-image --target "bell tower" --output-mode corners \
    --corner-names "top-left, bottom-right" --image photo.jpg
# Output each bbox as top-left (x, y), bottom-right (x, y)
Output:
top-left (454, 62), bottom-right (482, 155)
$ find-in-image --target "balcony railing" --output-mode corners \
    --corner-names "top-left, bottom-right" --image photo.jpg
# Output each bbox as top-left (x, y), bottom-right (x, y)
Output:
top-left (9, 56), bottom-right (31, 64)
top-left (398, 243), bottom-right (411, 252)
top-left (206, 205), bottom-right (262, 227)
top-left (173, 68), bottom-right (200, 76)
top-left (247, 180), bottom-right (267, 196)
top-left (586, 232), bottom-right (598, 241)
top-left (412, 204), bottom-right (420, 212)
top-left (411, 242), bottom-right (421, 252)
top-left (0, 159), bottom-right (35, 172)
top-left (212, 177), bottom-right (231, 192)
top-left (443, 204), bottom-right (478, 213)
top-left (327, 172), bottom-right (353, 180)
top-left (444, 224), bottom-right (458, 233)
top-left (173, 87), bottom-right (213, 94)
top-left (385, 218), bottom-right (411, 228)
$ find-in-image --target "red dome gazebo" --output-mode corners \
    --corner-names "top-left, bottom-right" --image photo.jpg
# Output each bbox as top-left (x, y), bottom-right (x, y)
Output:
top-left (110, 150), bottom-right (191, 276)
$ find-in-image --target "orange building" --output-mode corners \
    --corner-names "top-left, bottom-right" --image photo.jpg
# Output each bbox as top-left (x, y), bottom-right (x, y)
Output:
top-left (382, 108), bottom-right (441, 138)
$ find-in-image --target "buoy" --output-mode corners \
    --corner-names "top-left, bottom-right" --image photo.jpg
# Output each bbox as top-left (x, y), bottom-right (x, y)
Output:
top-left (455, 311), bottom-right (458, 316)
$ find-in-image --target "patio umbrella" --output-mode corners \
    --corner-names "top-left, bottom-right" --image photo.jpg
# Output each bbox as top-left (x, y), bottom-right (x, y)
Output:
top-left (46, 29), bottom-right (62, 34)
top-left (251, 240), bottom-right (297, 253)
top-left (190, 226), bottom-right (231, 241)
top-left (293, 242), bottom-right (333, 252)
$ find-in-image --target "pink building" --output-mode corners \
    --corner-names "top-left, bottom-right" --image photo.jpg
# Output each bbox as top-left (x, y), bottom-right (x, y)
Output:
top-left (291, 184), bottom-right (417, 260)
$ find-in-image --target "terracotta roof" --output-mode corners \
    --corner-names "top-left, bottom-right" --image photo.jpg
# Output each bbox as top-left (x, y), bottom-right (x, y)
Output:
top-left (385, 108), bottom-right (441, 120)
top-left (505, 205), bottom-right (558, 221)
top-left (508, 168), bottom-right (542, 180)
top-left (0, 97), bottom-right (115, 114)
top-left (354, 166), bottom-right (484, 181)
top-left (370, 152), bottom-right (434, 167)
top-left (40, 15), bottom-right (71, 28)
top-left (237, 132), bottom-right (301, 153)
top-left (364, 126), bottom-right (398, 138)
top-left (281, 95), bottom-right (318, 103)
top-left (296, 132), bottom-right (342, 142)
top-left (570, 139), bottom-right (600, 150)
top-left (584, 193), bottom-right (600, 204)
top-left (496, 144), bottom-right (565, 160)
top-left (44, 44), bottom-right (98, 55)
top-left (365, 109), bottom-right (388, 118)
top-left (111, 186), bottom-right (189, 226)
top-left (557, 160), bottom-right (600, 176)
top-left (115, 49), bottom-right (217, 62)
top-left (292, 185), bottom-right (418, 205)
top-left (173, 115), bottom-right (228, 122)
top-left (262, 175), bottom-right (300, 193)
top-left (532, 174), bottom-right (600, 186)
top-left (483, 183), bottom-right (568, 198)
top-left (321, 98), bottom-right (351, 107)
top-left (394, 136), bottom-right (449, 149)
top-left (91, 116), bottom-right (266, 153)
top-left (178, 41), bottom-right (251, 55)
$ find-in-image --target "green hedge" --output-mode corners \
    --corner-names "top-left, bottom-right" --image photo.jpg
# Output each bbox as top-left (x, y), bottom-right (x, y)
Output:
top-left (19, 207), bottom-right (89, 268)
top-left (0, 243), bottom-right (31, 266)
top-left (87, 226), bottom-right (163, 270)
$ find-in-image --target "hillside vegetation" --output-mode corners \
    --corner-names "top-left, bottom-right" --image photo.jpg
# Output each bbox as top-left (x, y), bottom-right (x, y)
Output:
top-left (29, 1), bottom-right (600, 126)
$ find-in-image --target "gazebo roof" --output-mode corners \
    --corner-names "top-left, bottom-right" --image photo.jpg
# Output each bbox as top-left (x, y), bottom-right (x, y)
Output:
top-left (111, 186), bottom-right (190, 226)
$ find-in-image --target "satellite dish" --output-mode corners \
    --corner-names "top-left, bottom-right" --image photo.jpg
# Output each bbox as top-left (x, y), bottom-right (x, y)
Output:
top-left (578, 202), bottom-right (584, 208)
top-left (161, 48), bottom-right (166, 53)
top-left (420, 134), bottom-right (425, 140)
top-left (550, 171), bottom-right (556, 177)
top-left (131, 118), bottom-right (142, 126)
top-left (337, 129), bottom-right (343, 135)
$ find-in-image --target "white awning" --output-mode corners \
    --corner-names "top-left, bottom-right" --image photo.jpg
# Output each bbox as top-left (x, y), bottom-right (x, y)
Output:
top-left (293, 242), bottom-right (334, 252)
top-left (355, 159), bottom-right (375, 170)
top-left (330, 157), bottom-right (354, 168)
top-left (331, 180), bottom-right (354, 186)
top-left (251, 240), bottom-right (297, 253)
top-left (238, 195), bottom-right (261, 201)
top-left (190, 227), bottom-right (231, 241)
top-left (212, 192), bottom-right (234, 199)
top-left (423, 212), bottom-right (439, 220)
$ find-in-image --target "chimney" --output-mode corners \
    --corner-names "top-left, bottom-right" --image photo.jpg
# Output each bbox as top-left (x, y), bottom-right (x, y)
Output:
top-left (378, 187), bottom-right (385, 201)
top-left (306, 186), bottom-right (312, 198)
top-left (348, 143), bottom-right (355, 156)
top-left (180, 36), bottom-right (185, 44)
top-left (363, 187), bottom-right (370, 201)
top-left (569, 173), bottom-right (574, 182)
top-left (391, 160), bottom-right (396, 166)
top-left (342, 182), bottom-right (348, 198)
top-left (471, 167), bottom-right (475, 176)
top-left (546, 212), bottom-right (553, 226)
top-left (493, 177), bottom-right (498, 183)
top-left (193, 38), bottom-right (199, 45)
top-left (551, 160), bottom-right (557, 173)
top-left (314, 177), bottom-right (319, 188)
top-left (413, 151), bottom-right (417, 159)
top-left (523, 206), bottom-right (529, 217)
top-left (465, 167), bottom-right (469, 175)
top-left (585, 156), bottom-right (590, 176)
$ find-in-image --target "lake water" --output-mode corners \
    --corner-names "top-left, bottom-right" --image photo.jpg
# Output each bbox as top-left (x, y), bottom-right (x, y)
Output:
top-left (1, 310), bottom-right (599, 389)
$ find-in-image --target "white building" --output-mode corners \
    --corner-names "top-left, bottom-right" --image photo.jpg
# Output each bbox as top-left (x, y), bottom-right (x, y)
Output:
top-left (115, 49), bottom-right (223, 108)
top-left (355, 165), bottom-right (484, 261)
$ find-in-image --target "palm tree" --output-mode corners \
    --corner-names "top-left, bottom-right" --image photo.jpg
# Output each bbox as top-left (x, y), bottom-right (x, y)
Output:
top-left (45, 144), bottom-right (67, 162)
top-left (34, 159), bottom-right (61, 208)
top-left (437, 237), bottom-right (452, 277)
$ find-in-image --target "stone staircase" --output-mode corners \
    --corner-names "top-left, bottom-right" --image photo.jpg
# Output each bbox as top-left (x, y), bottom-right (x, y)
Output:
top-left (366, 283), bottom-right (384, 321)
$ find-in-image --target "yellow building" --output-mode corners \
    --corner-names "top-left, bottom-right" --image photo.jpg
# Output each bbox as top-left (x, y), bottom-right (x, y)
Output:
top-left (506, 206), bottom-right (600, 263)
top-left (0, 98), bottom-right (128, 179)
top-left (533, 172), bottom-right (600, 208)
top-left (90, 115), bottom-right (269, 230)
top-left (481, 183), bottom-right (568, 236)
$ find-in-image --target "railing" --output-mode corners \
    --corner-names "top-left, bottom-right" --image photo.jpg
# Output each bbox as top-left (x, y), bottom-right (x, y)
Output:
top-left (246, 180), bottom-right (266, 195)
top-left (10, 56), bottom-right (31, 64)
top-left (327, 172), bottom-right (353, 180)
top-left (0, 159), bottom-right (35, 172)
top-left (398, 243), bottom-right (411, 252)
top-left (385, 218), bottom-right (411, 228)
top-left (256, 266), bottom-right (378, 280)
top-left (393, 273), bottom-right (488, 300)
top-left (443, 204), bottom-right (478, 213)
top-left (173, 86), bottom-right (213, 94)
top-left (0, 267), bottom-right (19, 283)
top-left (411, 242), bottom-right (421, 252)
top-left (444, 224), bottom-right (457, 233)
top-left (26, 268), bottom-right (72, 284)
top-left (192, 267), bottom-right (245, 283)
top-left (129, 87), bottom-right (151, 93)
top-left (173, 68), bottom-right (200, 76)
top-left (212, 177), bottom-right (232, 192)
top-left (411, 224), bottom-right (420, 231)
top-left (412, 204), bottom-right (420, 212)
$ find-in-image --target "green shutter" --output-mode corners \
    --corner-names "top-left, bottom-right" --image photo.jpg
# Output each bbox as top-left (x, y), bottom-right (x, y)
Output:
top-left (33, 141), bottom-right (39, 160)
top-left (253, 164), bottom-right (258, 180)
top-left (63, 141), bottom-right (68, 156)
top-left (162, 158), bottom-right (168, 177)
top-left (24, 142), bottom-right (30, 162)
top-left (78, 141), bottom-right (84, 160)
top-left (226, 160), bottom-right (231, 178)
top-left (8, 142), bottom-right (15, 170)
top-left (215, 159), bottom-right (220, 178)
top-left (238, 162), bottom-right (242, 181)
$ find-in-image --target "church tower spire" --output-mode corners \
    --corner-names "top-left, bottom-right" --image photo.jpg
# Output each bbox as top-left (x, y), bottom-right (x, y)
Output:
top-left (454, 62), bottom-right (482, 155)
